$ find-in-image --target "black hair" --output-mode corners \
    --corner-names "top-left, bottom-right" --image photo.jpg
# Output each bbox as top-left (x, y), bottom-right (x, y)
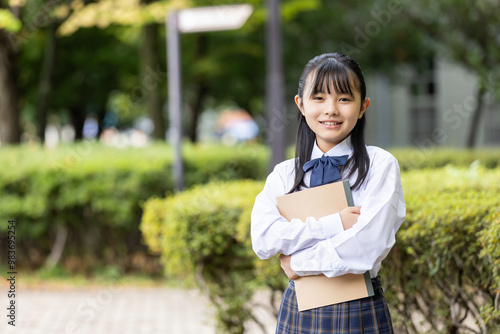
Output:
top-left (288, 53), bottom-right (370, 193)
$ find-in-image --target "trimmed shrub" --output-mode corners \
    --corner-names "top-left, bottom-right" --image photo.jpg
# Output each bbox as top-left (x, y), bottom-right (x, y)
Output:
top-left (1, 141), bottom-right (499, 277)
top-left (141, 166), bottom-right (500, 333)
top-left (285, 147), bottom-right (500, 171)
top-left (141, 180), bottom-right (264, 334)
top-left (383, 165), bottom-right (500, 333)
top-left (0, 142), bottom-right (268, 272)
top-left (392, 148), bottom-right (500, 171)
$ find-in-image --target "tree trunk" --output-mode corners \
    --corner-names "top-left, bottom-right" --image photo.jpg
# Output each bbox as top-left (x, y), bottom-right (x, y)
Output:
top-left (69, 106), bottom-right (85, 140)
top-left (45, 223), bottom-right (68, 270)
top-left (0, 29), bottom-right (21, 145)
top-left (96, 107), bottom-right (106, 138)
top-left (466, 85), bottom-right (487, 148)
top-left (36, 23), bottom-right (58, 142)
top-left (188, 80), bottom-right (208, 143)
top-left (141, 0), bottom-right (165, 140)
top-left (187, 35), bottom-right (208, 143)
top-left (447, 324), bottom-right (458, 334)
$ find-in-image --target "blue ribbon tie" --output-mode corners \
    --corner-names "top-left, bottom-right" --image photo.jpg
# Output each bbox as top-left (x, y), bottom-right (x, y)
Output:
top-left (302, 155), bottom-right (349, 187)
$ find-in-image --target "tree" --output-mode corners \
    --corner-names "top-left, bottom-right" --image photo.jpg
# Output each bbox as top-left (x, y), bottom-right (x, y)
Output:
top-left (35, 21), bottom-right (58, 142)
top-left (57, 0), bottom-right (188, 140)
top-left (5, 0), bottom-right (437, 146)
top-left (50, 26), bottom-right (138, 139)
top-left (1, 0), bottom-right (80, 144)
top-left (403, 0), bottom-right (500, 148)
top-left (0, 4), bottom-right (22, 145)
top-left (141, 0), bottom-right (166, 140)
top-left (56, 0), bottom-right (326, 143)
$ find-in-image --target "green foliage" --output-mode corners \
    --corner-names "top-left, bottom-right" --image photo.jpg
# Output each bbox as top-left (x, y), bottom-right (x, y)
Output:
top-left (479, 212), bottom-right (500, 290)
top-left (141, 180), bottom-right (265, 334)
top-left (0, 9), bottom-right (22, 32)
top-left (56, 0), bottom-right (190, 36)
top-left (183, 143), bottom-right (268, 184)
top-left (477, 212), bottom-right (500, 328)
top-left (0, 142), bottom-right (268, 272)
top-left (141, 166), bottom-right (500, 333)
top-left (53, 26), bottom-right (139, 118)
top-left (404, 0), bottom-right (500, 97)
top-left (290, 146), bottom-right (500, 171)
top-left (382, 166), bottom-right (500, 333)
top-left (35, 263), bottom-right (71, 280)
top-left (392, 148), bottom-right (500, 171)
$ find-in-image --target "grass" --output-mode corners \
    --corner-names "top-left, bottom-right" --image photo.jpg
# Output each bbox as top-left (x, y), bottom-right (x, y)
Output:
top-left (0, 264), bottom-right (196, 291)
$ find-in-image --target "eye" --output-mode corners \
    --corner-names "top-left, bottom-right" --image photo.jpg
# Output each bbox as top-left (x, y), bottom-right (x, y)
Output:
top-left (313, 95), bottom-right (324, 101)
top-left (339, 97), bottom-right (351, 102)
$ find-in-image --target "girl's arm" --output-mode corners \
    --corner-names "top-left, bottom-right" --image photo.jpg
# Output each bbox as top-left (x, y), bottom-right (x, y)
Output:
top-left (251, 163), bottom-right (345, 260)
top-left (289, 154), bottom-right (406, 277)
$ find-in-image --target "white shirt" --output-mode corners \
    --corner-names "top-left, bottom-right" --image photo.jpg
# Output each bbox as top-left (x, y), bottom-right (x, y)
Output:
top-left (250, 137), bottom-right (406, 278)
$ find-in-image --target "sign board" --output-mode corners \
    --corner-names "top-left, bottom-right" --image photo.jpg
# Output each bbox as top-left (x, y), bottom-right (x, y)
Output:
top-left (177, 4), bottom-right (253, 33)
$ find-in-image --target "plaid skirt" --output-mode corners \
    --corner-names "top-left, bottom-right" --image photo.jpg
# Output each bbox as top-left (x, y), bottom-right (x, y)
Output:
top-left (275, 276), bottom-right (394, 334)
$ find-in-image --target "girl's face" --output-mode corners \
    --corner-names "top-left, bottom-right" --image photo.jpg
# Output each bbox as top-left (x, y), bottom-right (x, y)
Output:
top-left (295, 73), bottom-right (370, 153)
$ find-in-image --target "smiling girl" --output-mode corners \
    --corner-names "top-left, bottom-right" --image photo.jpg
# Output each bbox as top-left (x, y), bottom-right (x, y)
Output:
top-left (251, 53), bottom-right (406, 333)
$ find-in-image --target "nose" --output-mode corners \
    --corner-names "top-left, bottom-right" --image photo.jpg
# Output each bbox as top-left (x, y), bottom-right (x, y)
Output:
top-left (324, 100), bottom-right (339, 115)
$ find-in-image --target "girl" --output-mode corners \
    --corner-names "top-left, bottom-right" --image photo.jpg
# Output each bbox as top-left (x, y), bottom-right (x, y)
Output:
top-left (251, 53), bottom-right (406, 333)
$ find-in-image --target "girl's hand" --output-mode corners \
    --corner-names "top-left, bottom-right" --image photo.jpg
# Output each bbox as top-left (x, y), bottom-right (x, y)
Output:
top-left (340, 206), bottom-right (361, 230)
top-left (279, 254), bottom-right (300, 280)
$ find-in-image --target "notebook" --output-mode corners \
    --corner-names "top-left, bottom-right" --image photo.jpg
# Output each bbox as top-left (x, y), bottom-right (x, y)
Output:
top-left (276, 180), bottom-right (374, 311)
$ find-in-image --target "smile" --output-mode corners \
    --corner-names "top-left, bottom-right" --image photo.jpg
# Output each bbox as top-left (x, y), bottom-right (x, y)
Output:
top-left (320, 121), bottom-right (342, 125)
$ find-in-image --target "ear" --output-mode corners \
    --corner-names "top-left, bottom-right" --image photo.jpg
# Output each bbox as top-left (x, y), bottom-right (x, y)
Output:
top-left (295, 95), bottom-right (305, 116)
top-left (359, 97), bottom-right (370, 119)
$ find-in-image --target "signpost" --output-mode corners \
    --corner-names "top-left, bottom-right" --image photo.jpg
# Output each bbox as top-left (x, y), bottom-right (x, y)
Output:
top-left (166, 4), bottom-right (253, 191)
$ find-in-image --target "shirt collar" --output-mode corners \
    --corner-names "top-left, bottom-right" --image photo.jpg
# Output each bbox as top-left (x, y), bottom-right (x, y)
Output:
top-left (310, 136), bottom-right (353, 160)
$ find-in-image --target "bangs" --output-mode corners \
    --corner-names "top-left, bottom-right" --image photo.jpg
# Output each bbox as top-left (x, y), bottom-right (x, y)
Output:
top-left (307, 60), bottom-right (358, 98)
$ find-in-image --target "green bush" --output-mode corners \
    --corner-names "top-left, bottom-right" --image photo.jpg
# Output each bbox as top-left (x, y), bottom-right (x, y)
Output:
top-left (382, 165), bottom-right (500, 333)
top-left (287, 146), bottom-right (500, 171)
top-left (0, 142), bottom-right (268, 272)
top-left (141, 180), bottom-right (264, 334)
top-left (1, 141), bottom-right (499, 277)
top-left (391, 148), bottom-right (500, 171)
top-left (141, 165), bottom-right (500, 333)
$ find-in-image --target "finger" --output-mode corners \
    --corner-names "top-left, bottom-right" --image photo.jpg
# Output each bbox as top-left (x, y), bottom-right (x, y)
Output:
top-left (351, 206), bottom-right (361, 214)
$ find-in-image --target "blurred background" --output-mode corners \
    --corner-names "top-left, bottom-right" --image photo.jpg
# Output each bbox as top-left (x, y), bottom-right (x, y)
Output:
top-left (1, 0), bottom-right (499, 149)
top-left (0, 0), bottom-right (499, 333)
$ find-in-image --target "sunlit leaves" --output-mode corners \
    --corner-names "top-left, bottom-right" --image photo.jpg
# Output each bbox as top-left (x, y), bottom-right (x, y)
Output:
top-left (57, 0), bottom-right (190, 36)
top-left (0, 9), bottom-right (22, 32)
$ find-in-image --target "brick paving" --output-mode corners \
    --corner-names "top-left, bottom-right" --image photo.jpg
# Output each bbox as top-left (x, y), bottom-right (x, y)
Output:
top-left (1, 284), bottom-right (276, 334)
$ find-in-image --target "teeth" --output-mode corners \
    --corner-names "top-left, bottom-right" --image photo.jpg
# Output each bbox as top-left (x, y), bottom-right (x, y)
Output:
top-left (322, 121), bottom-right (341, 125)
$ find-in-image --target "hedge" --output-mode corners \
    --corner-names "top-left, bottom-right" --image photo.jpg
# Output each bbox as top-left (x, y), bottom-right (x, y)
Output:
top-left (286, 147), bottom-right (500, 171)
top-left (384, 166), bottom-right (500, 333)
top-left (141, 180), bottom-right (263, 334)
top-left (0, 142), bottom-right (269, 272)
top-left (391, 148), bottom-right (500, 171)
top-left (1, 142), bottom-right (499, 275)
top-left (140, 166), bottom-right (500, 334)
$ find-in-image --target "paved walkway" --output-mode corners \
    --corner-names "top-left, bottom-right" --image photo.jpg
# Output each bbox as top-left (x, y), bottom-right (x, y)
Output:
top-left (1, 283), bottom-right (276, 334)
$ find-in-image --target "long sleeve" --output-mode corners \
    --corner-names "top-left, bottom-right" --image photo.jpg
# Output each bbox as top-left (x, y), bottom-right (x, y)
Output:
top-left (290, 151), bottom-right (406, 278)
top-left (251, 161), bottom-right (345, 260)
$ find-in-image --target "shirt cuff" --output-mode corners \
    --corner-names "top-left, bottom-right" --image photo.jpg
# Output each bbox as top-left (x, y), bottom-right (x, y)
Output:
top-left (290, 252), bottom-right (322, 277)
top-left (317, 212), bottom-right (344, 238)
top-left (290, 242), bottom-right (346, 277)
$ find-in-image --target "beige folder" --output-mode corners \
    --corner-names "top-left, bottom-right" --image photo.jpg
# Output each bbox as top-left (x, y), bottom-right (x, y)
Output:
top-left (276, 180), bottom-right (374, 311)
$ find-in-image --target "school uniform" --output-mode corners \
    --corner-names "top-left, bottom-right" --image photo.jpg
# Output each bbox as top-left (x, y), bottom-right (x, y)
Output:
top-left (251, 136), bottom-right (406, 334)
